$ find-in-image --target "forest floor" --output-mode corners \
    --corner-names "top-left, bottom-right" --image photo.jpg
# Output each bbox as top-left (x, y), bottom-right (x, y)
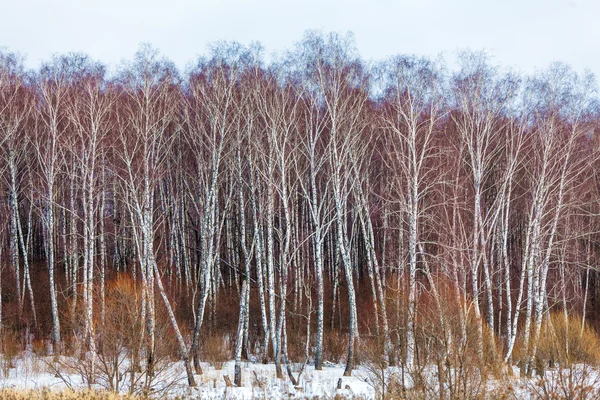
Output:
top-left (0, 354), bottom-right (375, 399)
top-left (0, 353), bottom-right (598, 399)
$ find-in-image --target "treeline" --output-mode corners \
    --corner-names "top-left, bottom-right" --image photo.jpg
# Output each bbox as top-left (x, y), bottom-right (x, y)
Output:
top-left (0, 31), bottom-right (599, 387)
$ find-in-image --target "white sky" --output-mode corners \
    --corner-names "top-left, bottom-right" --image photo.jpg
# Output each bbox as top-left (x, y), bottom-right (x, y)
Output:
top-left (1, 0), bottom-right (598, 77)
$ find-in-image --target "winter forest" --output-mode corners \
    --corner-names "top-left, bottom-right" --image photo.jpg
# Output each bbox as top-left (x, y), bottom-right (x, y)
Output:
top-left (1, 31), bottom-right (600, 398)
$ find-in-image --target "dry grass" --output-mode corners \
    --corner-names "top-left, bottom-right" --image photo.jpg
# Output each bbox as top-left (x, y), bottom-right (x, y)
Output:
top-left (202, 334), bottom-right (231, 370)
top-left (512, 311), bottom-right (600, 370)
top-left (1, 330), bottom-right (22, 377)
top-left (322, 329), bottom-right (348, 364)
top-left (540, 312), bottom-right (600, 366)
top-left (0, 388), bottom-right (140, 399)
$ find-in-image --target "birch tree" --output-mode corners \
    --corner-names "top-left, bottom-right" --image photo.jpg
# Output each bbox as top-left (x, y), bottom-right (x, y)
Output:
top-left (115, 45), bottom-right (195, 386)
top-left (65, 59), bottom-right (113, 364)
top-left (34, 55), bottom-right (81, 352)
top-left (0, 51), bottom-right (32, 323)
top-left (451, 52), bottom-right (519, 360)
top-left (379, 55), bottom-right (445, 368)
top-left (301, 31), bottom-right (369, 376)
top-left (183, 42), bottom-right (249, 373)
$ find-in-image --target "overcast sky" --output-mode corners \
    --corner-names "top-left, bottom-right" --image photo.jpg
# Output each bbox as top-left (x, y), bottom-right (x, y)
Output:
top-left (1, 0), bottom-right (598, 77)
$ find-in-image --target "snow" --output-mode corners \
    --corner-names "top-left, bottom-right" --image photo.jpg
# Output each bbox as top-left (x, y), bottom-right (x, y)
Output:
top-left (174, 361), bottom-right (374, 399)
top-left (2, 353), bottom-right (600, 399)
top-left (0, 353), bottom-right (84, 391)
top-left (0, 354), bottom-right (376, 399)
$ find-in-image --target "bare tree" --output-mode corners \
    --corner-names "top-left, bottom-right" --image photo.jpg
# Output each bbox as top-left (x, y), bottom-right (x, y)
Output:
top-left (301, 31), bottom-right (370, 376)
top-left (183, 43), bottom-right (249, 374)
top-left (451, 52), bottom-right (519, 361)
top-left (0, 50), bottom-right (33, 325)
top-left (65, 59), bottom-right (114, 371)
top-left (379, 55), bottom-right (445, 369)
top-left (115, 44), bottom-right (195, 387)
top-left (33, 54), bottom-right (83, 351)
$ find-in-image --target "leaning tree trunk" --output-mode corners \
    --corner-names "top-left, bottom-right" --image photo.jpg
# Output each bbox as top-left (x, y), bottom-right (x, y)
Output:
top-left (234, 279), bottom-right (249, 387)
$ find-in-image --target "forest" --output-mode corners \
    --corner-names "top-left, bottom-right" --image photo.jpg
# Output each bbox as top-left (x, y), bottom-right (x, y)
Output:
top-left (1, 31), bottom-right (600, 397)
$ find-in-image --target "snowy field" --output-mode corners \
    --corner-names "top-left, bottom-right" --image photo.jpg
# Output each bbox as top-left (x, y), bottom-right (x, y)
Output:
top-left (1, 353), bottom-right (600, 399)
top-left (0, 354), bottom-right (375, 399)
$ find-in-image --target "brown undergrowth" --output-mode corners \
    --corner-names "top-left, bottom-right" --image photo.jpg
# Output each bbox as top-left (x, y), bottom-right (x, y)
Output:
top-left (0, 388), bottom-right (140, 399)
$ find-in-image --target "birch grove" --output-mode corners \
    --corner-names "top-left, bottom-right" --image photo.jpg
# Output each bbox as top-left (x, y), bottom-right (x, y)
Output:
top-left (0, 33), bottom-right (600, 389)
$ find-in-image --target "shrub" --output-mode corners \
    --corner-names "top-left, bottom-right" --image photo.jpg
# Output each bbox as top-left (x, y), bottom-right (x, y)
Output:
top-left (202, 334), bottom-right (231, 370)
top-left (1, 329), bottom-right (22, 377)
top-left (522, 364), bottom-right (600, 400)
top-left (95, 275), bottom-right (145, 393)
top-left (535, 311), bottom-right (600, 368)
top-left (383, 274), bottom-right (496, 399)
top-left (322, 329), bottom-right (347, 364)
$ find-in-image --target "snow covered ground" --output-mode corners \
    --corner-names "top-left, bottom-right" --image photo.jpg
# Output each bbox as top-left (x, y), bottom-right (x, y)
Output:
top-left (0, 353), bottom-right (376, 399)
top-left (179, 362), bottom-right (375, 399)
top-left (1, 352), bottom-right (599, 399)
